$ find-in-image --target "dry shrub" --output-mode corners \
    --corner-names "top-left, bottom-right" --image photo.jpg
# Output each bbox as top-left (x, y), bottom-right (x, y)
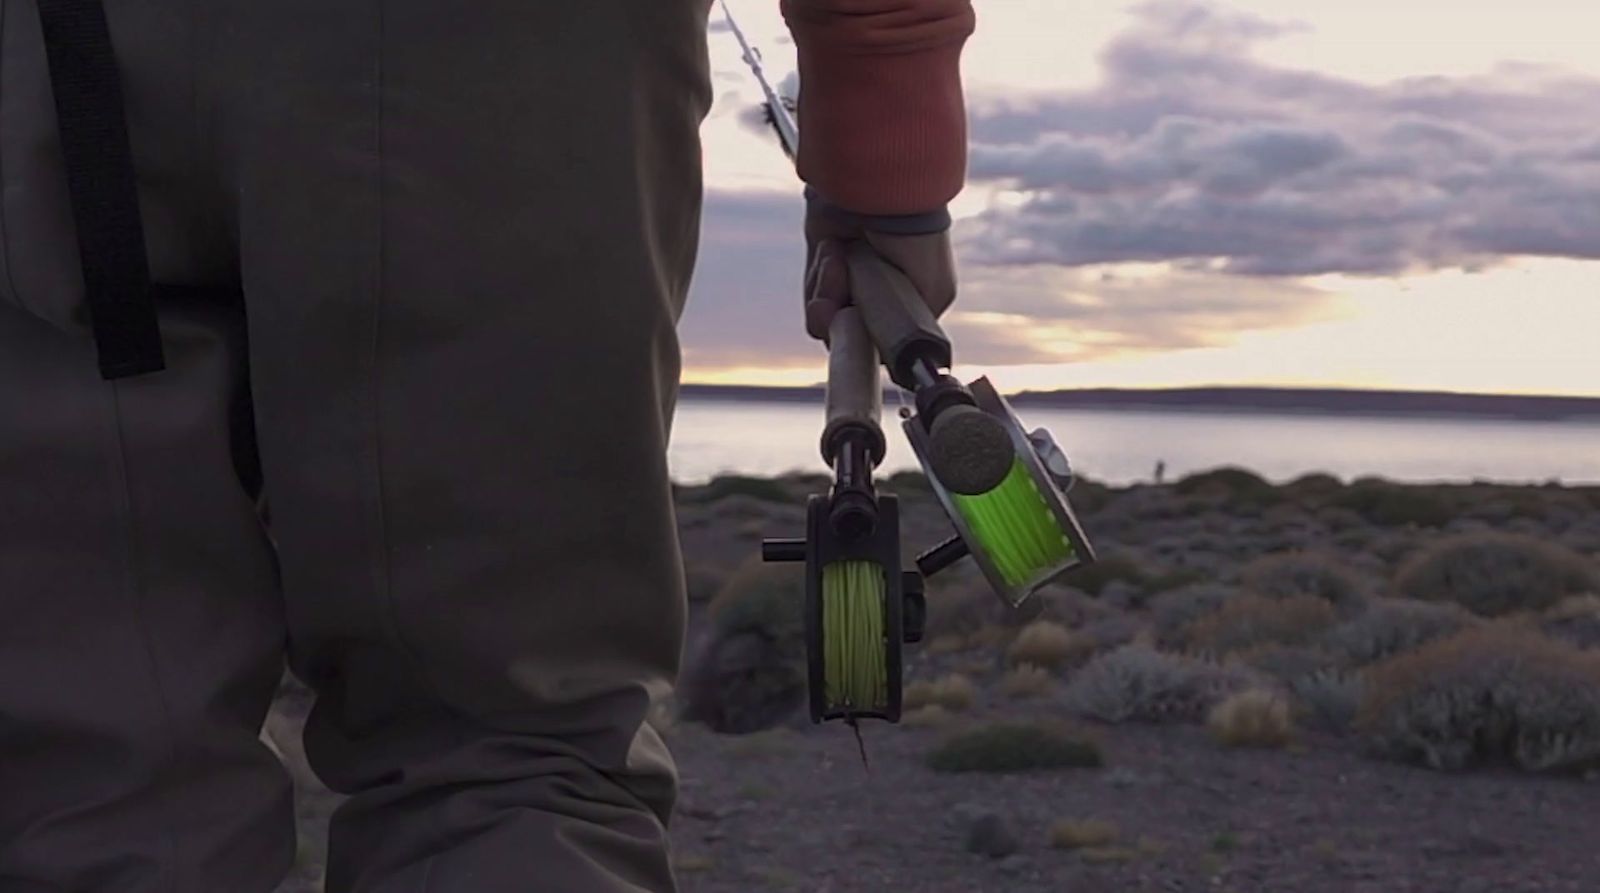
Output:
top-left (1392, 533), bottom-right (1598, 617)
top-left (1079, 612), bottom-right (1144, 651)
top-left (1330, 479), bottom-right (1454, 528)
top-left (680, 559), bottom-right (807, 732)
top-left (1000, 664), bottom-right (1059, 700)
top-left (1149, 584), bottom-right (1243, 647)
top-left (924, 634), bottom-right (970, 656)
top-left (1208, 689), bottom-right (1294, 748)
top-left (901, 705), bottom-right (955, 728)
top-left (1180, 594), bottom-right (1338, 656)
top-left (1007, 620), bottom-right (1092, 670)
top-left (903, 673), bottom-right (978, 713)
top-left (1065, 644), bottom-right (1254, 724)
top-left (1323, 597), bottom-right (1478, 666)
top-left (1540, 595), bottom-right (1600, 650)
top-left (1242, 552), bottom-right (1370, 617)
top-left (925, 584), bottom-right (994, 640)
top-left (1050, 819), bottom-right (1121, 850)
top-left (926, 722), bottom-right (1103, 773)
top-left (707, 561), bottom-right (806, 652)
top-left (1291, 669), bottom-right (1365, 734)
top-left (1234, 644), bottom-right (1340, 684)
top-left (1359, 625), bottom-right (1600, 772)
top-left (968, 624), bottom-right (1012, 650)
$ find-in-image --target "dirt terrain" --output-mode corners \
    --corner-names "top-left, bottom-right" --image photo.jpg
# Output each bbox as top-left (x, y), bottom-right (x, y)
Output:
top-left (271, 471), bottom-right (1600, 893)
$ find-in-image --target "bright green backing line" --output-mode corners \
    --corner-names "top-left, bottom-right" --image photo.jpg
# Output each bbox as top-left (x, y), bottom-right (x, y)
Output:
top-left (821, 561), bottom-right (889, 714)
top-left (951, 459), bottom-right (1076, 589)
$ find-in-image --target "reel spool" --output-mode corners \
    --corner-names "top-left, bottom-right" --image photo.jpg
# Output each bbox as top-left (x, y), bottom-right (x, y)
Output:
top-left (908, 378), bottom-right (1095, 608)
top-left (763, 304), bottom-right (925, 724)
top-left (766, 495), bottom-right (925, 723)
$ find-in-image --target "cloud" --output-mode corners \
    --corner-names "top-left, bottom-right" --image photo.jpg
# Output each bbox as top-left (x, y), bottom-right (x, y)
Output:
top-left (681, 190), bottom-right (1342, 370)
top-left (965, 1), bottom-right (1600, 276)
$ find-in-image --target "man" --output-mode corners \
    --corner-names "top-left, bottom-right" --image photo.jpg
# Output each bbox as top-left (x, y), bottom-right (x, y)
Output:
top-left (0, 0), bottom-right (972, 890)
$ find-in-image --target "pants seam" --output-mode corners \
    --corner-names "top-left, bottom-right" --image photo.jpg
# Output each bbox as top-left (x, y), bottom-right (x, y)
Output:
top-left (364, 0), bottom-right (434, 704)
top-left (109, 382), bottom-right (185, 893)
top-left (0, 0), bottom-right (39, 318)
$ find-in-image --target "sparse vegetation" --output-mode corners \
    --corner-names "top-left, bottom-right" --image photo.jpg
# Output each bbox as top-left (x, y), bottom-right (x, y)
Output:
top-left (903, 673), bottom-right (979, 713)
top-left (1150, 584), bottom-right (1244, 647)
top-left (1175, 466), bottom-right (1280, 505)
top-left (1331, 479), bottom-right (1454, 527)
top-left (1066, 644), bottom-right (1254, 724)
top-left (679, 474), bottom-right (795, 505)
top-left (1079, 846), bottom-right (1142, 864)
top-left (1360, 625), bottom-right (1600, 772)
top-left (924, 633), bottom-right (970, 656)
top-left (672, 853), bottom-right (716, 873)
top-left (1000, 664), bottom-right (1059, 700)
top-left (681, 558), bottom-right (808, 732)
top-left (926, 722), bottom-right (1104, 773)
top-left (1063, 552), bottom-right (1149, 597)
top-left (1050, 819), bottom-right (1121, 850)
top-left (1392, 533), bottom-right (1598, 617)
top-left (900, 704), bottom-right (955, 728)
top-left (1180, 593), bottom-right (1339, 656)
top-left (1242, 552), bottom-right (1370, 616)
top-left (1290, 669), bottom-right (1365, 734)
top-left (1322, 598), bottom-right (1478, 666)
top-left (1208, 689), bottom-right (1294, 748)
top-left (1541, 595), bottom-right (1600, 650)
top-left (1007, 620), bottom-right (1089, 670)
top-left (706, 558), bottom-right (805, 648)
top-left (924, 584), bottom-right (994, 640)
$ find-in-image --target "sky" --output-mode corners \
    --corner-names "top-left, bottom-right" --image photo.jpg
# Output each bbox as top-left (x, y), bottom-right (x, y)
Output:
top-left (682, 0), bottom-right (1600, 397)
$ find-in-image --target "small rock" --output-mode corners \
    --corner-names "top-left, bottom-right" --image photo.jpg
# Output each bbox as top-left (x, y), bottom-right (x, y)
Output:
top-left (678, 803), bottom-right (722, 822)
top-left (1100, 580), bottom-right (1144, 610)
top-left (997, 854), bottom-right (1029, 876)
top-left (964, 813), bottom-right (1019, 859)
top-left (1103, 767), bottom-right (1147, 789)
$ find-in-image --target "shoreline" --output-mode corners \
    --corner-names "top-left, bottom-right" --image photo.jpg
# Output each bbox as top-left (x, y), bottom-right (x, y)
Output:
top-left (679, 384), bottom-right (1600, 423)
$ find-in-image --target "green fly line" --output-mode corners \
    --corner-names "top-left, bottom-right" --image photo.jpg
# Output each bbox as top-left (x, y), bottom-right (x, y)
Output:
top-left (951, 458), bottom-right (1076, 589)
top-left (821, 561), bottom-right (889, 715)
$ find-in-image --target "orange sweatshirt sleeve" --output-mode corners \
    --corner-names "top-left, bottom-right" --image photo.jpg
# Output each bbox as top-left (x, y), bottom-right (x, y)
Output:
top-left (780, 0), bottom-right (975, 216)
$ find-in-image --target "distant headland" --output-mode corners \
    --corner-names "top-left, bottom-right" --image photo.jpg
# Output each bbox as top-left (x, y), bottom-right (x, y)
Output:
top-left (679, 384), bottom-right (1600, 421)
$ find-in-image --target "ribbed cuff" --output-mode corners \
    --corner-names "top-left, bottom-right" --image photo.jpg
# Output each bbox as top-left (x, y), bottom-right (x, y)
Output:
top-left (793, 41), bottom-right (970, 216)
top-left (805, 186), bottom-right (950, 234)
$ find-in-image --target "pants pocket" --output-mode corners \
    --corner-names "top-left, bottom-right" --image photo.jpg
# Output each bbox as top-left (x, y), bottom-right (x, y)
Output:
top-left (0, 0), bottom-right (91, 332)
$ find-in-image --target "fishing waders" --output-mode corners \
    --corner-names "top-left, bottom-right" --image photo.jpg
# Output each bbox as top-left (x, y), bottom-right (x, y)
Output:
top-left (0, 0), bottom-right (711, 890)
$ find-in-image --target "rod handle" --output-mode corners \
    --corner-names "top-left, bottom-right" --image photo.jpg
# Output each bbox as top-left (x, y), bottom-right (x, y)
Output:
top-left (844, 242), bottom-right (953, 390)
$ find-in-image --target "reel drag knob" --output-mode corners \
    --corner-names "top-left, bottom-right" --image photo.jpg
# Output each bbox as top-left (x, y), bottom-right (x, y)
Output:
top-left (926, 403), bottom-right (1014, 496)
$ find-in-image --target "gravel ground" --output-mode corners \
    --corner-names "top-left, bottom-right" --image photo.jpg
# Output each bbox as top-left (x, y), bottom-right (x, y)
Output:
top-left (268, 476), bottom-right (1600, 892)
top-left (667, 717), bottom-right (1600, 893)
top-left (270, 669), bottom-right (1600, 893)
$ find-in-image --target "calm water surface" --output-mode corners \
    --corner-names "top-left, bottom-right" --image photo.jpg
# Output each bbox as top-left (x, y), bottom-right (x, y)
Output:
top-left (668, 398), bottom-right (1600, 486)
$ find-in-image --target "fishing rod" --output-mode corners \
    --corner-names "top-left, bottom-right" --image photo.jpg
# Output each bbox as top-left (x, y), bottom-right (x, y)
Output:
top-left (720, 0), bottom-right (1096, 725)
top-left (718, 0), bottom-right (801, 159)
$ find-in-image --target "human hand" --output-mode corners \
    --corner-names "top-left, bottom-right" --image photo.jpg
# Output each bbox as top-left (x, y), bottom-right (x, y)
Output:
top-left (802, 190), bottom-right (956, 342)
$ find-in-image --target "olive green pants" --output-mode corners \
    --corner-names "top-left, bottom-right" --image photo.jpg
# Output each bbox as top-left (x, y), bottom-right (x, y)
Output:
top-left (0, 1), bottom-right (710, 890)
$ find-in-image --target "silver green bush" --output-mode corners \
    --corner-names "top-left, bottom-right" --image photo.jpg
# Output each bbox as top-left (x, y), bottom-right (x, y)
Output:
top-left (1360, 626), bottom-right (1600, 772)
top-left (1065, 644), bottom-right (1254, 724)
top-left (1323, 598), bottom-right (1478, 667)
top-left (1541, 595), bottom-right (1600, 650)
top-left (1392, 533), bottom-right (1598, 617)
top-left (1291, 669), bottom-right (1364, 734)
top-left (1242, 551), bottom-right (1371, 617)
top-left (1149, 583), bottom-right (1243, 647)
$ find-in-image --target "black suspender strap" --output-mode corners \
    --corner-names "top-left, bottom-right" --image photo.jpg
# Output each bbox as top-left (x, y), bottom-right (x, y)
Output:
top-left (35, 0), bottom-right (165, 379)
